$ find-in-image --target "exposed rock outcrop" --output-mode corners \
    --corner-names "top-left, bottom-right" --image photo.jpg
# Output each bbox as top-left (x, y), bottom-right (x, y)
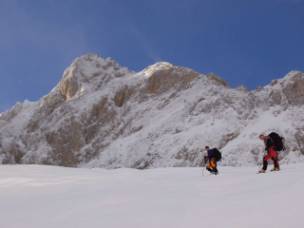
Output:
top-left (0, 54), bottom-right (303, 168)
top-left (282, 72), bottom-right (304, 105)
top-left (144, 62), bottom-right (199, 94)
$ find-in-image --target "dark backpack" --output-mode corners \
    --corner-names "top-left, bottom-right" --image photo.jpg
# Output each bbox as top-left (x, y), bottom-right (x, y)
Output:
top-left (268, 132), bottom-right (285, 151)
top-left (212, 148), bottom-right (222, 161)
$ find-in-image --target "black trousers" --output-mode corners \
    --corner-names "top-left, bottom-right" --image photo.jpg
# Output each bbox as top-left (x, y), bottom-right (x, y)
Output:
top-left (262, 157), bottom-right (279, 170)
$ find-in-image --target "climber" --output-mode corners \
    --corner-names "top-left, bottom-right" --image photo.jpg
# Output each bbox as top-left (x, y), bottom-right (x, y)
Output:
top-left (204, 146), bottom-right (222, 175)
top-left (258, 133), bottom-right (282, 173)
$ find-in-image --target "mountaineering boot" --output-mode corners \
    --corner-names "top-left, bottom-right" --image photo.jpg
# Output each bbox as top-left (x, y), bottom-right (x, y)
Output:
top-left (213, 171), bottom-right (219, 175)
top-left (258, 169), bottom-right (266, 174)
top-left (271, 167), bottom-right (280, 172)
top-left (210, 167), bottom-right (219, 175)
top-left (206, 167), bottom-right (218, 175)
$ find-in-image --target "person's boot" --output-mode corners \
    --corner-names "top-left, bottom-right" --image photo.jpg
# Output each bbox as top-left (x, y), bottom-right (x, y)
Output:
top-left (262, 160), bottom-right (268, 171)
top-left (258, 169), bottom-right (266, 173)
top-left (210, 167), bottom-right (218, 174)
top-left (210, 170), bottom-right (218, 175)
top-left (271, 167), bottom-right (280, 171)
top-left (272, 159), bottom-right (280, 171)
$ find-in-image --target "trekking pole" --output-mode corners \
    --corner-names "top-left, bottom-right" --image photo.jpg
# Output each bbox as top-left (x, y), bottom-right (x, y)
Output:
top-left (202, 158), bottom-right (206, 176)
top-left (202, 156), bottom-right (208, 176)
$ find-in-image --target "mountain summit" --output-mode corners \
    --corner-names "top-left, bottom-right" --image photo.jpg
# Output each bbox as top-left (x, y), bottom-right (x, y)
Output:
top-left (0, 54), bottom-right (303, 168)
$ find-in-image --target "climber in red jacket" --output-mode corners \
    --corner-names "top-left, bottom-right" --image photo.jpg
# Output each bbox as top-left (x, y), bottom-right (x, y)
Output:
top-left (258, 134), bottom-right (280, 173)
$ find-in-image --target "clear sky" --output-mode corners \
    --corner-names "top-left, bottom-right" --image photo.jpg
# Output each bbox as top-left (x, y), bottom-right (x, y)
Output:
top-left (0, 0), bottom-right (304, 112)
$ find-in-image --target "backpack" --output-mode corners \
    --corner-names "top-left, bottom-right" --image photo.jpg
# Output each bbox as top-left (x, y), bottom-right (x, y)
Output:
top-left (212, 148), bottom-right (222, 161)
top-left (268, 132), bottom-right (285, 151)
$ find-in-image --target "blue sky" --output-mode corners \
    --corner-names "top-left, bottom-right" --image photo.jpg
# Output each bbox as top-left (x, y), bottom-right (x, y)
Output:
top-left (0, 0), bottom-right (303, 112)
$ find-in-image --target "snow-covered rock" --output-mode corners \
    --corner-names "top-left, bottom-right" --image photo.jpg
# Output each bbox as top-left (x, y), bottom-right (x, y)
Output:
top-left (0, 54), bottom-right (303, 168)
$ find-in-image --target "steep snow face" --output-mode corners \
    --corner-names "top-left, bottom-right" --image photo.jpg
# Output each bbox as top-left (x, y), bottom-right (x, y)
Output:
top-left (0, 54), bottom-right (304, 168)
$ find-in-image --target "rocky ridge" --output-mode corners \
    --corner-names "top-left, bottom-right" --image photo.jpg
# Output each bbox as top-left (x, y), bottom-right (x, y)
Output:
top-left (0, 54), bottom-right (303, 168)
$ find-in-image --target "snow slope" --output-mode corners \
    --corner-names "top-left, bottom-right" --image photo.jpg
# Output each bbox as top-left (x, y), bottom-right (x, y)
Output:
top-left (1, 164), bottom-right (304, 228)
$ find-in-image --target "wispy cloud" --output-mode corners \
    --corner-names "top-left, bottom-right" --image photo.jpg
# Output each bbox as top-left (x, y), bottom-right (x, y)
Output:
top-left (109, 1), bottom-right (162, 63)
top-left (128, 25), bottom-right (162, 62)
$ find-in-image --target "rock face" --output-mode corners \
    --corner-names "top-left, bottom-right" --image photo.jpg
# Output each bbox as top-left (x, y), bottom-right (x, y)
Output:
top-left (143, 62), bottom-right (199, 94)
top-left (0, 54), bottom-right (304, 168)
top-left (282, 72), bottom-right (304, 105)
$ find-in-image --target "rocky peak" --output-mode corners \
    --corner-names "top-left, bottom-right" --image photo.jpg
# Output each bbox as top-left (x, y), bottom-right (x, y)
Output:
top-left (141, 62), bottom-right (174, 77)
top-left (206, 73), bottom-right (228, 87)
top-left (57, 54), bottom-right (130, 101)
top-left (139, 62), bottom-right (199, 94)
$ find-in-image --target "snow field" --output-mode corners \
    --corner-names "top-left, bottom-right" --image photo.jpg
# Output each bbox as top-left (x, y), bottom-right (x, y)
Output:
top-left (0, 164), bottom-right (303, 228)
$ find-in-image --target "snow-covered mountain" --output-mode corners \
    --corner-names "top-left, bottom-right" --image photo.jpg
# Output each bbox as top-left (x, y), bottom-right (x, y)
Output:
top-left (0, 54), bottom-right (304, 168)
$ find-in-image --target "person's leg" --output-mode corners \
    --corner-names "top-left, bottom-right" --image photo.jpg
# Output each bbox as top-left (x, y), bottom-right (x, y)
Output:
top-left (262, 154), bottom-right (271, 171)
top-left (272, 158), bottom-right (280, 170)
top-left (206, 160), bottom-right (212, 172)
top-left (213, 159), bottom-right (218, 173)
top-left (262, 160), bottom-right (268, 171)
top-left (210, 158), bottom-right (218, 174)
top-left (269, 148), bottom-right (280, 170)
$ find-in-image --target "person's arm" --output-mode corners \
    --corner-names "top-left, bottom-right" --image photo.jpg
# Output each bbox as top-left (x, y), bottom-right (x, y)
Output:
top-left (203, 151), bottom-right (208, 164)
top-left (204, 155), bottom-right (208, 164)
